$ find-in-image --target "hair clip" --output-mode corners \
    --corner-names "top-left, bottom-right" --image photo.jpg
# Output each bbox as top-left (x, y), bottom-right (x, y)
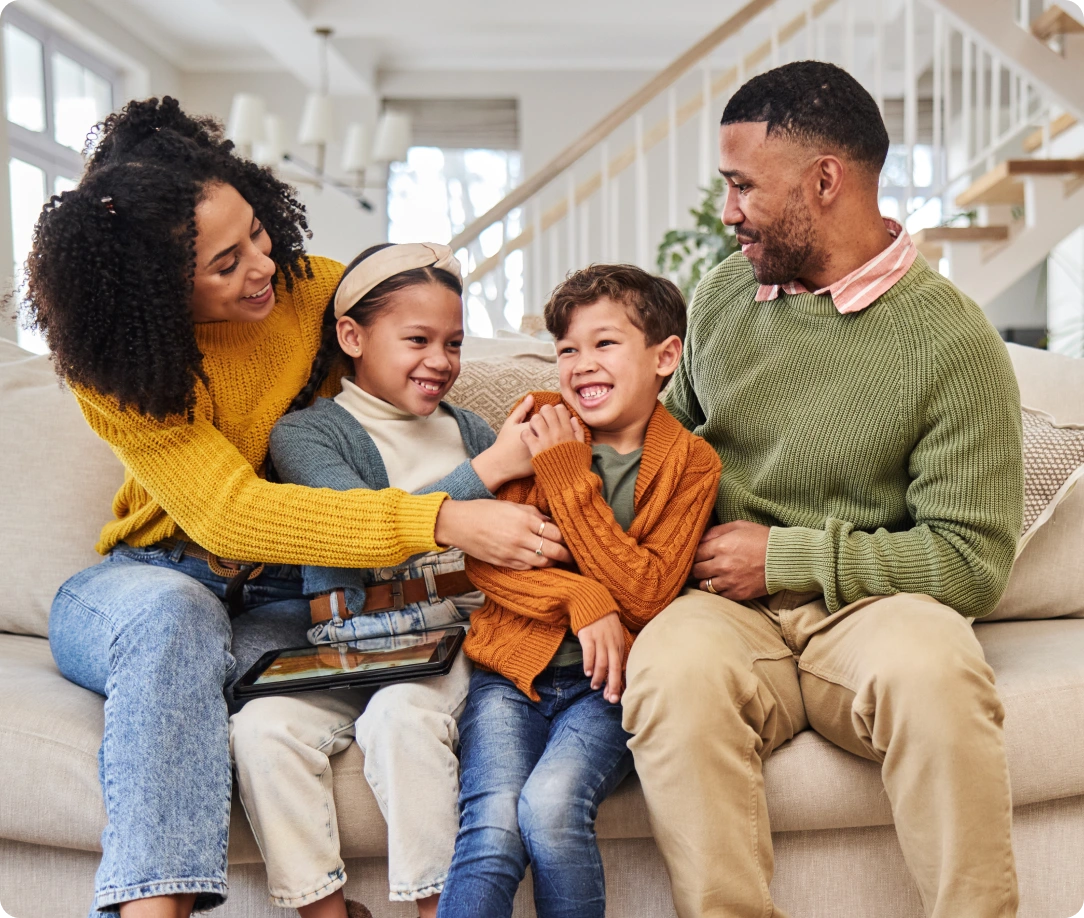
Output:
top-left (101, 196), bottom-right (116, 214)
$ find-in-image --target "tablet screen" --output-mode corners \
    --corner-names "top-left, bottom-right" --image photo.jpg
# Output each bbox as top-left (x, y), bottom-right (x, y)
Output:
top-left (252, 632), bottom-right (450, 686)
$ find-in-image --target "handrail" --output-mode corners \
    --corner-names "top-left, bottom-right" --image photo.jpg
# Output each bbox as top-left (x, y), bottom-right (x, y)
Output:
top-left (462, 0), bottom-right (839, 286)
top-left (447, 0), bottom-right (777, 255)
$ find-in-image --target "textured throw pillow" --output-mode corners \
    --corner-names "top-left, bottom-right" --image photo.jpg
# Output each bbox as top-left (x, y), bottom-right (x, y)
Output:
top-left (447, 355), bottom-right (560, 431)
top-left (986, 406), bottom-right (1084, 621)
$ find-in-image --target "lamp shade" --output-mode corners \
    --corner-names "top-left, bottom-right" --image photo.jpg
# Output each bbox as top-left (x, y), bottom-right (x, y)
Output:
top-left (253, 114), bottom-right (285, 166)
top-left (371, 111), bottom-right (412, 163)
top-left (227, 93), bottom-right (266, 147)
top-left (298, 93), bottom-right (335, 145)
top-left (341, 122), bottom-right (370, 172)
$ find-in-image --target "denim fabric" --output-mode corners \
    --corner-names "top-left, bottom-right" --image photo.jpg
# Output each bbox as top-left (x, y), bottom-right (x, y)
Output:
top-left (437, 667), bottom-right (634, 918)
top-left (307, 548), bottom-right (483, 645)
top-left (49, 544), bottom-right (311, 915)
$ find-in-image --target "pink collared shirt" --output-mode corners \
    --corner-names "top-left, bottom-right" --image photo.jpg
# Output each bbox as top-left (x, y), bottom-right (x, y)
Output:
top-left (753, 218), bottom-right (918, 315)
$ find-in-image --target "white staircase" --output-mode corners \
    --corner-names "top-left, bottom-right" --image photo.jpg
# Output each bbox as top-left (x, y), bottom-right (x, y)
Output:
top-left (444, 0), bottom-right (1084, 346)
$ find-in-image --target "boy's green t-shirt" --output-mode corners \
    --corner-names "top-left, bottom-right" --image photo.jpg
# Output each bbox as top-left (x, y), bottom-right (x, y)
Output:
top-left (549, 444), bottom-right (644, 669)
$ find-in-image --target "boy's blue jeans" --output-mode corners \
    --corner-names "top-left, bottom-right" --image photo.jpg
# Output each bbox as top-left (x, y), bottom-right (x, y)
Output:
top-left (48, 543), bottom-right (312, 914)
top-left (437, 666), bottom-right (634, 918)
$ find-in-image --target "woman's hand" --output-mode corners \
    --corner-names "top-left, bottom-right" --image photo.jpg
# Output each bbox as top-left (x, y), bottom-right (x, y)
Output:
top-left (471, 395), bottom-right (536, 492)
top-left (521, 403), bottom-right (585, 458)
top-left (434, 499), bottom-right (572, 569)
top-left (578, 611), bottom-right (625, 703)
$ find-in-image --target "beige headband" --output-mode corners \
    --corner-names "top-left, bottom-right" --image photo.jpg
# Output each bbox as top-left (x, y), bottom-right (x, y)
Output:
top-left (333, 242), bottom-right (462, 319)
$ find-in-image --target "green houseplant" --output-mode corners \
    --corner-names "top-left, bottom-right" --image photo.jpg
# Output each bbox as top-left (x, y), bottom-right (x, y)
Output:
top-left (656, 177), bottom-right (739, 301)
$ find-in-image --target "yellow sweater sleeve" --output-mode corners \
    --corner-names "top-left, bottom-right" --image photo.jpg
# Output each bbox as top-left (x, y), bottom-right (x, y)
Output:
top-left (75, 384), bottom-right (445, 568)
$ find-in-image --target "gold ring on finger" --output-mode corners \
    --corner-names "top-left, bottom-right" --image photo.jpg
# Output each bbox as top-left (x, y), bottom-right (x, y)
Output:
top-left (705, 578), bottom-right (717, 594)
top-left (535, 538), bottom-right (546, 556)
top-left (537, 521), bottom-right (546, 537)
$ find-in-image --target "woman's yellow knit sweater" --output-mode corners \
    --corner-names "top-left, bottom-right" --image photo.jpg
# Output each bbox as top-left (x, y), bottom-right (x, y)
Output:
top-left (465, 392), bottom-right (722, 699)
top-left (74, 255), bottom-right (445, 567)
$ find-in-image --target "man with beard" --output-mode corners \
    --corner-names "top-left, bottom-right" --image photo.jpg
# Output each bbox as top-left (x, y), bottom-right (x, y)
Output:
top-left (621, 61), bottom-right (1023, 918)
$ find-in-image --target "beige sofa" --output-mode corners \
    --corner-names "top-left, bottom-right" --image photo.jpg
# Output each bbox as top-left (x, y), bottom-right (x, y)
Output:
top-left (1, 334), bottom-right (1083, 918)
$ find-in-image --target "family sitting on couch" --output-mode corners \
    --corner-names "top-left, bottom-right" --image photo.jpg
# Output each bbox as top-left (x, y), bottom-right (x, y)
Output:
top-left (21, 61), bottom-right (1024, 918)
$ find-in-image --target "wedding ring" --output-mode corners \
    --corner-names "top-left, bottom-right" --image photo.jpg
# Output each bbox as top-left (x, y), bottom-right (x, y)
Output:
top-left (535, 538), bottom-right (546, 556)
top-left (705, 578), bottom-right (718, 594)
top-left (537, 521), bottom-right (546, 537)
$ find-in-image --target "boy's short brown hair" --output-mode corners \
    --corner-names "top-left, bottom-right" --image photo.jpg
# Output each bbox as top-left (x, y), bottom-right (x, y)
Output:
top-left (543, 264), bottom-right (687, 346)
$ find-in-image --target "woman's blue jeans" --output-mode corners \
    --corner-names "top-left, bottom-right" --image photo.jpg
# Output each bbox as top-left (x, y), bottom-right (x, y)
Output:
top-left (437, 666), bottom-right (634, 918)
top-left (48, 542), bottom-right (313, 914)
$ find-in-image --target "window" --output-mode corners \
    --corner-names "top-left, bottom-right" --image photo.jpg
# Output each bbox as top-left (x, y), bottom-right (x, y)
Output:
top-left (384, 99), bottom-right (523, 337)
top-left (3, 8), bottom-right (117, 353)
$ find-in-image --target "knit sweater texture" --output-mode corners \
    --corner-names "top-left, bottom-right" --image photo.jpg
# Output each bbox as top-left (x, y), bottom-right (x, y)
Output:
top-left (663, 253), bottom-right (1024, 618)
top-left (464, 392), bottom-right (722, 699)
top-left (74, 256), bottom-right (446, 567)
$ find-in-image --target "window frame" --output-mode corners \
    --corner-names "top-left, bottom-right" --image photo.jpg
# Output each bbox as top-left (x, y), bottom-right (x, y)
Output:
top-left (3, 5), bottom-right (119, 190)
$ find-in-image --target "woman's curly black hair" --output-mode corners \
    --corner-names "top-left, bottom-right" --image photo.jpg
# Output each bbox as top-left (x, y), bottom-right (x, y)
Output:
top-left (20, 96), bottom-right (313, 420)
top-left (285, 243), bottom-right (464, 415)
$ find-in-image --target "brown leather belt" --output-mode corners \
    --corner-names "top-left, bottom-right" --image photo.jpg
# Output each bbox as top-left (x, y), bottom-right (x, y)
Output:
top-left (159, 538), bottom-right (265, 580)
top-left (309, 571), bottom-right (475, 625)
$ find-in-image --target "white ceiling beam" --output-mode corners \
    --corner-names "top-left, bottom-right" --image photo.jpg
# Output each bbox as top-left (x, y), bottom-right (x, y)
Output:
top-left (216, 0), bottom-right (373, 94)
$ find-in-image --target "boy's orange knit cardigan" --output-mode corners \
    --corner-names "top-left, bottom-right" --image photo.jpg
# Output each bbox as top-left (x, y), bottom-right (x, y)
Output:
top-left (464, 391), bottom-right (722, 699)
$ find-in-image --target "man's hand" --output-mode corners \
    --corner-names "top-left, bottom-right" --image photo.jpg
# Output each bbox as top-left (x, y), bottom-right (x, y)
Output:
top-left (691, 520), bottom-right (771, 601)
top-left (578, 611), bottom-right (625, 703)
top-left (521, 403), bottom-right (585, 458)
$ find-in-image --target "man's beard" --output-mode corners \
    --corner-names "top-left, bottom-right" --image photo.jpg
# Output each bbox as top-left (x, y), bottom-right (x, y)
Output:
top-left (738, 189), bottom-right (820, 287)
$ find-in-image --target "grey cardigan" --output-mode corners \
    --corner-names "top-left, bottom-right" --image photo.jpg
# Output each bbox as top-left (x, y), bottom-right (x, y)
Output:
top-left (269, 396), bottom-right (497, 603)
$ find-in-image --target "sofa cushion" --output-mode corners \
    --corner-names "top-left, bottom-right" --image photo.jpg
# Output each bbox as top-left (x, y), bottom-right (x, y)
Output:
top-left (0, 339), bottom-right (124, 637)
top-left (447, 356), bottom-right (560, 431)
top-left (6, 619), bottom-right (1081, 856)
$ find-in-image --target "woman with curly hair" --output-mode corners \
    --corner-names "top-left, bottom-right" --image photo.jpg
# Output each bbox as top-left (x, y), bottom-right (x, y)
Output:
top-left (23, 96), bottom-right (568, 918)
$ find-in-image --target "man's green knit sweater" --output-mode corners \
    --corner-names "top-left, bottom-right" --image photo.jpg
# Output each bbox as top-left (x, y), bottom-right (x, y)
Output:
top-left (664, 253), bottom-right (1024, 618)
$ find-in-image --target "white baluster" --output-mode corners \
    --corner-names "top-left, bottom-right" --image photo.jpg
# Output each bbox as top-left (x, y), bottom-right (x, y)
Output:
top-left (904, 0), bottom-right (916, 212)
top-left (600, 142), bottom-right (611, 262)
top-left (845, 0), bottom-right (856, 74)
top-left (962, 37), bottom-right (973, 163)
top-left (699, 65), bottom-right (712, 188)
top-left (976, 46), bottom-right (986, 158)
top-left (549, 220), bottom-right (560, 289)
top-left (579, 204), bottom-right (589, 267)
top-left (636, 113), bottom-right (648, 268)
top-left (806, 3), bottom-right (815, 58)
top-left (566, 172), bottom-right (577, 273)
top-left (991, 56), bottom-right (1002, 146)
top-left (933, 13), bottom-right (943, 189)
top-left (532, 201), bottom-right (542, 316)
top-left (875, 1), bottom-right (885, 115)
top-left (668, 87), bottom-right (678, 230)
top-left (771, 4), bottom-right (781, 68)
top-left (611, 173), bottom-right (620, 263)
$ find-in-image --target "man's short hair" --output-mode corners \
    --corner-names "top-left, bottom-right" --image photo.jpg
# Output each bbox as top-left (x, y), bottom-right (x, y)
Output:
top-left (544, 264), bottom-right (687, 346)
top-left (721, 61), bottom-right (889, 173)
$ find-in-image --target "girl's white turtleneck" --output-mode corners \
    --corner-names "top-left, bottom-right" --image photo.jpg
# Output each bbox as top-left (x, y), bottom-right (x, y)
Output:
top-left (334, 377), bottom-right (470, 494)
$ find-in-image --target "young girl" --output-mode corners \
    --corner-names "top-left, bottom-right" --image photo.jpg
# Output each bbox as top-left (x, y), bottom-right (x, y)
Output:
top-left (229, 242), bottom-right (546, 918)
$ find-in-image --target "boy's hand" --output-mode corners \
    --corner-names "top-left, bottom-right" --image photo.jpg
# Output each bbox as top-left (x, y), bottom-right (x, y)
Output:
top-left (578, 611), bottom-right (625, 703)
top-left (691, 521), bottom-right (770, 601)
top-left (472, 395), bottom-right (536, 491)
top-left (522, 403), bottom-right (585, 458)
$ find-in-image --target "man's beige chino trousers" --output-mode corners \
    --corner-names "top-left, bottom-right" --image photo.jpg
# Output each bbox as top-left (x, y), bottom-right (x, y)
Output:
top-left (621, 589), bottom-right (1018, 918)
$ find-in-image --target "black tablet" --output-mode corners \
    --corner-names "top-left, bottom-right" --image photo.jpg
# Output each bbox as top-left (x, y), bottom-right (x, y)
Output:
top-left (233, 627), bottom-right (466, 699)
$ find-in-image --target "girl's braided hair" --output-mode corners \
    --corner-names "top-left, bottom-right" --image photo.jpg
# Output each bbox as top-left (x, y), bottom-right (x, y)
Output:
top-left (20, 96), bottom-right (312, 420)
top-left (285, 243), bottom-right (464, 415)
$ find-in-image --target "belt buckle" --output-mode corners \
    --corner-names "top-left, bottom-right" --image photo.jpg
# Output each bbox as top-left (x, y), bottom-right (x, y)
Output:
top-left (387, 579), bottom-right (406, 611)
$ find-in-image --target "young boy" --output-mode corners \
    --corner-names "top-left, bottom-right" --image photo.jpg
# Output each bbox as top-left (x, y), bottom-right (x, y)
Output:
top-left (436, 265), bottom-right (722, 918)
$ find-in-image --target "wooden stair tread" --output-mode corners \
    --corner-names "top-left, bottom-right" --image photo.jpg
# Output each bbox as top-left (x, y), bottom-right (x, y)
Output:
top-left (1022, 113), bottom-right (1078, 153)
top-left (1031, 5), bottom-right (1084, 42)
top-left (913, 226), bottom-right (1010, 244)
top-left (955, 159), bottom-right (1084, 207)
